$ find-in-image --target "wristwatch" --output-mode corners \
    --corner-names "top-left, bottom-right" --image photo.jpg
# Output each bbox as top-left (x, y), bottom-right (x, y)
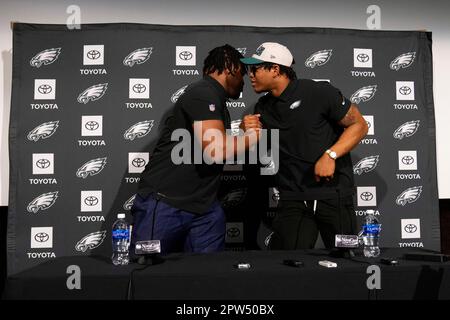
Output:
top-left (325, 149), bottom-right (337, 160)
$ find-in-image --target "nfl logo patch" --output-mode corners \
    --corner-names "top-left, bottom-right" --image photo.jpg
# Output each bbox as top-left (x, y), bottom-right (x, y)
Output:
top-left (209, 104), bottom-right (215, 112)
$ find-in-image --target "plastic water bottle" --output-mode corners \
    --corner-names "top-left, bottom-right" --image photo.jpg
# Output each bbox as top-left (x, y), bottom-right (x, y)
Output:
top-left (361, 210), bottom-right (381, 258)
top-left (111, 213), bottom-right (130, 265)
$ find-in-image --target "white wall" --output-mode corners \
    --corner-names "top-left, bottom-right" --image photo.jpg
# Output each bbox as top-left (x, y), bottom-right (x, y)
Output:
top-left (1, 0), bottom-right (449, 205)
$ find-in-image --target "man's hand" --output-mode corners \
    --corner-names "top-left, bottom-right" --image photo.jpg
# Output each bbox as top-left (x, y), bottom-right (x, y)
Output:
top-left (314, 152), bottom-right (335, 182)
top-left (240, 114), bottom-right (262, 132)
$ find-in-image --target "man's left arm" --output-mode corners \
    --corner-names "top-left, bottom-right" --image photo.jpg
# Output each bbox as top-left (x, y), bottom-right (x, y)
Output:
top-left (314, 103), bottom-right (369, 181)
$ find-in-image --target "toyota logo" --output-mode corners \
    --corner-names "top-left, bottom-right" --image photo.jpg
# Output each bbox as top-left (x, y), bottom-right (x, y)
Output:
top-left (84, 196), bottom-right (99, 206)
top-left (87, 50), bottom-right (101, 60)
top-left (360, 192), bottom-right (374, 201)
top-left (36, 159), bottom-right (51, 169)
top-left (357, 53), bottom-right (370, 63)
top-left (404, 224), bottom-right (417, 233)
top-left (399, 86), bottom-right (412, 95)
top-left (133, 83), bottom-right (146, 93)
top-left (179, 51), bottom-right (193, 61)
top-left (85, 121), bottom-right (99, 131)
top-left (132, 158), bottom-right (146, 168)
top-left (227, 227), bottom-right (240, 238)
top-left (402, 156), bottom-right (415, 165)
top-left (38, 84), bottom-right (52, 94)
top-left (34, 232), bottom-right (49, 243)
top-left (366, 121), bottom-right (371, 129)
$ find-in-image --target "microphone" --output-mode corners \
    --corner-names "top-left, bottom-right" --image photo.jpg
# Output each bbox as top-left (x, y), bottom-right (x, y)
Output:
top-left (134, 240), bottom-right (164, 265)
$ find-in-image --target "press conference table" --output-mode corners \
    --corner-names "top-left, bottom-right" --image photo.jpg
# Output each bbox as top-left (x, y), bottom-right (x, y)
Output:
top-left (4, 248), bottom-right (450, 300)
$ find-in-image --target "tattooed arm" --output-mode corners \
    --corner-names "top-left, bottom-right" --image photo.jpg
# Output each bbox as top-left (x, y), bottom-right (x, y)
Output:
top-left (314, 104), bottom-right (368, 181)
top-left (333, 103), bottom-right (369, 155)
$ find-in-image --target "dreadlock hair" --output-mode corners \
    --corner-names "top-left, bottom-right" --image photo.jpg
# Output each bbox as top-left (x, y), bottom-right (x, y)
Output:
top-left (203, 44), bottom-right (247, 76)
top-left (259, 62), bottom-right (297, 80)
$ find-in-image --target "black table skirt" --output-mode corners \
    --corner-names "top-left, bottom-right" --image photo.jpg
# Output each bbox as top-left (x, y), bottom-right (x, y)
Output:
top-left (4, 248), bottom-right (450, 300)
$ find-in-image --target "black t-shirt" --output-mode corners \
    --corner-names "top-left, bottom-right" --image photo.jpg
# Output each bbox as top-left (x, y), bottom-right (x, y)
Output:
top-left (255, 79), bottom-right (355, 200)
top-left (137, 76), bottom-right (231, 214)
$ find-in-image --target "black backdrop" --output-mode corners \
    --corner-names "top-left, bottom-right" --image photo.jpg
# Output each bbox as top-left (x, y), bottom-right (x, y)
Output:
top-left (7, 23), bottom-right (439, 275)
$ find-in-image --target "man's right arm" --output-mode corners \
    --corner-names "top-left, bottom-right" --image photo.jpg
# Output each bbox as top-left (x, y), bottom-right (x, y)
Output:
top-left (193, 117), bottom-right (261, 163)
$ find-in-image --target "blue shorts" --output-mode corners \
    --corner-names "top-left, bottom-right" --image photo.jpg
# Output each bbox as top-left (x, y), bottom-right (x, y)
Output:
top-left (130, 193), bottom-right (226, 255)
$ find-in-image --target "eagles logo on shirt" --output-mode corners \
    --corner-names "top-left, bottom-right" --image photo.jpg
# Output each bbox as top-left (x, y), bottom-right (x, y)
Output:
top-left (289, 100), bottom-right (302, 110)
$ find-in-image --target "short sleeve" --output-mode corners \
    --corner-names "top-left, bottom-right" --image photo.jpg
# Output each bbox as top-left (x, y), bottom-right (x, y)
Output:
top-left (319, 83), bottom-right (352, 122)
top-left (182, 96), bottom-right (225, 123)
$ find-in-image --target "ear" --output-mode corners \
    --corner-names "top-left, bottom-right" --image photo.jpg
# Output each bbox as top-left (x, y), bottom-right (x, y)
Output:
top-left (271, 64), bottom-right (281, 77)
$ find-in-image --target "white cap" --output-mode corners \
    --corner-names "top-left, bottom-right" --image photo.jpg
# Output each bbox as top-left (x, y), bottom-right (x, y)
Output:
top-left (240, 42), bottom-right (294, 67)
top-left (117, 213), bottom-right (126, 219)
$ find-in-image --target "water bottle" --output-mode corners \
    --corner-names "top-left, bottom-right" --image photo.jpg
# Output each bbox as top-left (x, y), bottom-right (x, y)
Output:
top-left (111, 213), bottom-right (130, 265)
top-left (361, 210), bottom-right (381, 258)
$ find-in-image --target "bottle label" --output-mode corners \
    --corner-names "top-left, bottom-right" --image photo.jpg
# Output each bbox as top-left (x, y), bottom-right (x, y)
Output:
top-left (112, 229), bottom-right (129, 240)
top-left (364, 223), bottom-right (381, 235)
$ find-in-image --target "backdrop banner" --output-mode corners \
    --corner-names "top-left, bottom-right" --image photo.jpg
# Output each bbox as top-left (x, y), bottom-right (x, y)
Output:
top-left (7, 23), bottom-right (439, 275)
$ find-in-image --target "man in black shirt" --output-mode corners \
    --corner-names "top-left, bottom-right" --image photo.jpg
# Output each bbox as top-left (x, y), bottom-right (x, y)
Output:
top-left (241, 42), bottom-right (368, 250)
top-left (130, 45), bottom-right (261, 255)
